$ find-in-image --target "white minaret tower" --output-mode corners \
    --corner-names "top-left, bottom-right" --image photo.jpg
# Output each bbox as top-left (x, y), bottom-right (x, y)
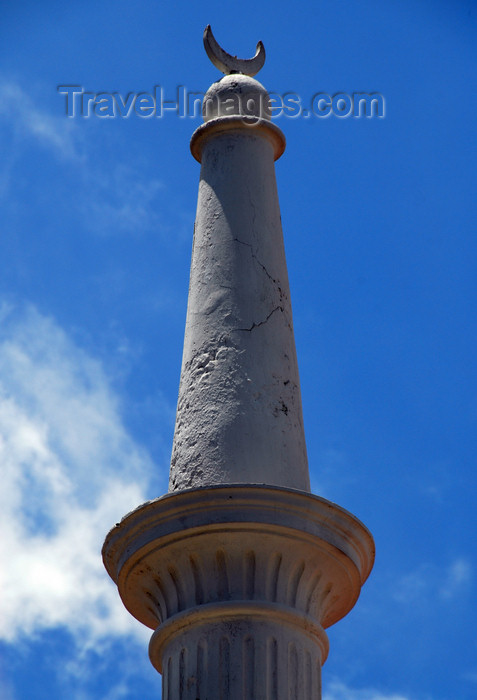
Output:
top-left (103, 27), bottom-right (374, 699)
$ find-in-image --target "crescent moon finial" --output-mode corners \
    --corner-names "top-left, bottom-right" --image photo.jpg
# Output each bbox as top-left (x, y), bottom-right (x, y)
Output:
top-left (203, 25), bottom-right (266, 77)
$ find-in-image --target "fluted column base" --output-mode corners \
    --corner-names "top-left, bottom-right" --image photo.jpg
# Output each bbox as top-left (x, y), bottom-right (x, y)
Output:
top-left (102, 485), bottom-right (374, 700)
top-left (152, 602), bottom-right (325, 700)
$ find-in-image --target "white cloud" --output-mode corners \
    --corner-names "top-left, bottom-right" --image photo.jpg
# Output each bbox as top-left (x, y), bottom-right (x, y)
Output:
top-left (323, 680), bottom-right (413, 700)
top-left (0, 303), bottom-right (161, 648)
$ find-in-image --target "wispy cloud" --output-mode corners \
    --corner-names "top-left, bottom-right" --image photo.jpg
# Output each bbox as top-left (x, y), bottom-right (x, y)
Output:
top-left (0, 78), bottom-right (171, 237)
top-left (0, 674), bottom-right (16, 700)
top-left (323, 679), bottom-right (415, 700)
top-left (439, 557), bottom-right (472, 599)
top-left (0, 78), bottom-right (81, 203)
top-left (0, 79), bottom-right (81, 161)
top-left (393, 557), bottom-right (473, 604)
top-left (86, 163), bottom-right (165, 237)
top-left (461, 670), bottom-right (477, 684)
top-left (0, 303), bottom-right (161, 649)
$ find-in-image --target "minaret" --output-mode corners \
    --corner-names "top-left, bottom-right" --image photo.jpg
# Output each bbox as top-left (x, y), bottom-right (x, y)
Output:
top-left (103, 27), bottom-right (374, 699)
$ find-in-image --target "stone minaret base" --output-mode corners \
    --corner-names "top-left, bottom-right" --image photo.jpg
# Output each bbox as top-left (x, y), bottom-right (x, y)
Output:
top-left (103, 485), bottom-right (374, 699)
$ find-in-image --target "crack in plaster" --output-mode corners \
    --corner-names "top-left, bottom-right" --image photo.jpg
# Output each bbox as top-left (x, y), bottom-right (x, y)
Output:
top-left (233, 237), bottom-right (276, 286)
top-left (233, 305), bottom-right (283, 333)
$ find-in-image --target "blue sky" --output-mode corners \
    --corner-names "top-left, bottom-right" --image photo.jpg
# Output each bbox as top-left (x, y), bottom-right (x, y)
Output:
top-left (0, 1), bottom-right (476, 698)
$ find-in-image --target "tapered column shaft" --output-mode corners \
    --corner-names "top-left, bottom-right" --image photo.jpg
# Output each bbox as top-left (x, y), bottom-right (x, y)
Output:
top-left (170, 124), bottom-right (309, 492)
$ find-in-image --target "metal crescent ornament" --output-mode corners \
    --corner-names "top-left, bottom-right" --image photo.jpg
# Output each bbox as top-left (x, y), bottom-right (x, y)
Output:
top-left (203, 25), bottom-right (265, 77)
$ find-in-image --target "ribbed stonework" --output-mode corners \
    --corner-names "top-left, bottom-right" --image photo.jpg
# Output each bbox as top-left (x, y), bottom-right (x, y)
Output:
top-left (103, 29), bottom-right (374, 700)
